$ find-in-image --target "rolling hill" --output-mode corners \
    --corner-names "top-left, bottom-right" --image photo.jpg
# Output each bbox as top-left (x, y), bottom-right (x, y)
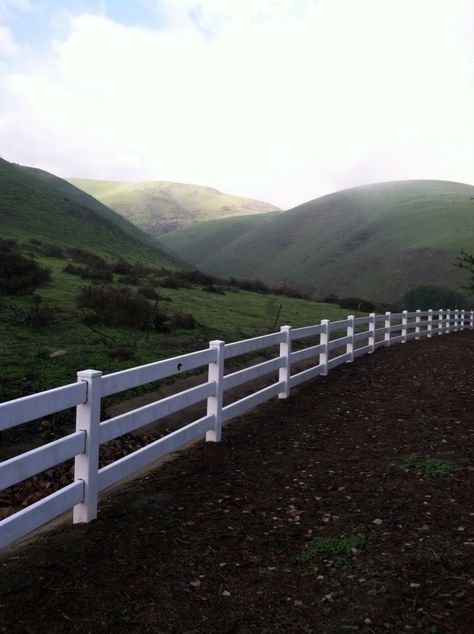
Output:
top-left (67, 178), bottom-right (279, 237)
top-left (0, 158), bottom-right (176, 267)
top-left (159, 180), bottom-right (474, 302)
top-left (0, 156), bottom-right (348, 405)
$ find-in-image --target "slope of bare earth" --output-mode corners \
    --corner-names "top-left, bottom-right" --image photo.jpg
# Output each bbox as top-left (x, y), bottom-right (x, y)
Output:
top-left (0, 332), bottom-right (473, 633)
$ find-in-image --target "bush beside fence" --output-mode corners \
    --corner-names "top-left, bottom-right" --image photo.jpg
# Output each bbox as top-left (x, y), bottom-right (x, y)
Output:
top-left (0, 308), bottom-right (472, 551)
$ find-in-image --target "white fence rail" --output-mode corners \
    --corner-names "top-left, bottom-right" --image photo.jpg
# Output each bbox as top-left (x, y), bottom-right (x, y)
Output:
top-left (0, 308), bottom-right (472, 550)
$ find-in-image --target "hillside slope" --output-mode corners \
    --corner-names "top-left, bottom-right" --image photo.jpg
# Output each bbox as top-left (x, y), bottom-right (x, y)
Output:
top-left (160, 180), bottom-right (474, 302)
top-left (0, 159), bottom-right (175, 267)
top-left (68, 178), bottom-right (279, 237)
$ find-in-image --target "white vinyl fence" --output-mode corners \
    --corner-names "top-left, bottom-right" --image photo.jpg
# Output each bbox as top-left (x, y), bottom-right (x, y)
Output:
top-left (0, 307), bottom-right (472, 550)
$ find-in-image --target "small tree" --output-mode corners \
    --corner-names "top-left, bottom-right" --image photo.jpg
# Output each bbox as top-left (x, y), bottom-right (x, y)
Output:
top-left (455, 251), bottom-right (474, 294)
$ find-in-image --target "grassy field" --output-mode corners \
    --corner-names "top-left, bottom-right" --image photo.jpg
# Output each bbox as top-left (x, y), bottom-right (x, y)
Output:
top-left (0, 249), bottom-right (348, 406)
top-left (68, 178), bottom-right (279, 237)
top-left (160, 180), bottom-right (474, 302)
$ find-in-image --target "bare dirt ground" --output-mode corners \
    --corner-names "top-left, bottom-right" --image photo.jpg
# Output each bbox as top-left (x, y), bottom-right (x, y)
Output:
top-left (0, 332), bottom-right (473, 633)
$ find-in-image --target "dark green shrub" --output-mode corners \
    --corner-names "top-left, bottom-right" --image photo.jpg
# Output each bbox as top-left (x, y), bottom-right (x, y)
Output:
top-left (203, 284), bottom-right (225, 294)
top-left (63, 263), bottom-right (85, 276)
top-left (0, 239), bottom-right (51, 295)
top-left (137, 285), bottom-right (160, 300)
top-left (82, 265), bottom-right (113, 282)
top-left (112, 258), bottom-right (135, 275)
top-left (117, 274), bottom-right (140, 286)
top-left (399, 284), bottom-right (467, 310)
top-left (232, 278), bottom-right (270, 294)
top-left (67, 248), bottom-right (109, 269)
top-left (77, 285), bottom-right (154, 329)
top-left (171, 312), bottom-right (198, 329)
top-left (160, 272), bottom-right (191, 289)
top-left (339, 297), bottom-right (375, 312)
top-left (40, 243), bottom-right (65, 258)
top-left (63, 263), bottom-right (113, 282)
top-left (14, 295), bottom-right (58, 327)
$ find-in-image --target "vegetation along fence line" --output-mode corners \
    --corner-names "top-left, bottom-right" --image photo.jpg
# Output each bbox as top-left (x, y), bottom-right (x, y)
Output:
top-left (0, 308), bottom-right (472, 551)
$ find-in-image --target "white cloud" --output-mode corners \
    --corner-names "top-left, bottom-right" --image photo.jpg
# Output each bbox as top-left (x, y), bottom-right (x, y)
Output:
top-left (0, 23), bottom-right (18, 55)
top-left (0, 0), bottom-right (473, 207)
top-left (0, 0), bottom-right (31, 21)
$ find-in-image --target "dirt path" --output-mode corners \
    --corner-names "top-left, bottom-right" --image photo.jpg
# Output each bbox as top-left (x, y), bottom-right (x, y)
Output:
top-left (0, 333), bottom-right (473, 633)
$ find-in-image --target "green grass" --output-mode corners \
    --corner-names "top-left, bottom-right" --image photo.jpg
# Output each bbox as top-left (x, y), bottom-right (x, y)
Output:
top-left (297, 536), bottom-right (364, 569)
top-left (160, 180), bottom-right (474, 302)
top-left (68, 178), bottom-right (279, 238)
top-left (402, 453), bottom-right (456, 478)
top-left (0, 249), bottom-right (349, 405)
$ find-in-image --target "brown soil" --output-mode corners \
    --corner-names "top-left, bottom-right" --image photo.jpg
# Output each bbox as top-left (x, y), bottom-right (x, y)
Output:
top-left (0, 333), bottom-right (473, 633)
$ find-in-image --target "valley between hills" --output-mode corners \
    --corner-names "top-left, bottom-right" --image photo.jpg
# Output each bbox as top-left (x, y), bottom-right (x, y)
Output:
top-left (1, 157), bottom-right (473, 412)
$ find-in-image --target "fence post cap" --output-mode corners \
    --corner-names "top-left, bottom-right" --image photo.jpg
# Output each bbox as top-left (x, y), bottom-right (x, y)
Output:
top-left (77, 369), bottom-right (102, 379)
top-left (280, 324), bottom-right (292, 331)
top-left (209, 340), bottom-right (225, 347)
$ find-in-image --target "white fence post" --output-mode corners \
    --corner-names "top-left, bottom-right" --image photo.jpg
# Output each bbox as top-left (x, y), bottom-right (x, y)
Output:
top-left (439, 308), bottom-right (444, 335)
top-left (454, 309), bottom-right (459, 332)
top-left (278, 325), bottom-right (292, 399)
top-left (415, 309), bottom-right (421, 340)
top-left (460, 309), bottom-right (465, 331)
top-left (320, 319), bottom-right (329, 376)
top-left (470, 310), bottom-right (474, 330)
top-left (73, 369), bottom-right (102, 524)
top-left (446, 309), bottom-right (451, 334)
top-left (384, 311), bottom-right (391, 346)
top-left (368, 312), bottom-right (376, 353)
top-left (206, 340), bottom-right (225, 443)
top-left (401, 310), bottom-right (408, 343)
top-left (427, 309), bottom-right (433, 338)
top-left (346, 315), bottom-right (355, 362)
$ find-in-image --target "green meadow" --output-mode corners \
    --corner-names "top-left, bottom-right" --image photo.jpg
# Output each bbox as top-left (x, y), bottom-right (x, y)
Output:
top-left (0, 250), bottom-right (347, 404)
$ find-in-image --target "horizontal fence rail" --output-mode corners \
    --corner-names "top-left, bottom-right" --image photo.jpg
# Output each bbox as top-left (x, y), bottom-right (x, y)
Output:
top-left (0, 307), bottom-right (472, 551)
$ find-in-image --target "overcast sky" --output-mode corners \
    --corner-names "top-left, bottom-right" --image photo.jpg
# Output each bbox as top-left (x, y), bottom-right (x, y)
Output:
top-left (0, 0), bottom-right (473, 208)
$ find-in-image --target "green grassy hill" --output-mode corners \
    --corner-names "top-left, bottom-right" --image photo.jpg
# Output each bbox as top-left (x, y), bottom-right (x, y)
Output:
top-left (0, 159), bottom-right (175, 267)
top-left (0, 157), bottom-right (347, 408)
top-left (160, 180), bottom-right (474, 302)
top-left (68, 178), bottom-right (279, 237)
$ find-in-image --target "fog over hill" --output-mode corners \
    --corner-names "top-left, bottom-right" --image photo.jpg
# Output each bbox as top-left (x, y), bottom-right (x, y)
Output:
top-left (160, 180), bottom-right (474, 302)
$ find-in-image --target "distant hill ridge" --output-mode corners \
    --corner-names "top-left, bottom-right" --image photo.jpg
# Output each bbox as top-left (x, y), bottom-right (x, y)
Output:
top-left (159, 179), bottom-right (474, 302)
top-left (67, 178), bottom-right (279, 237)
top-left (0, 158), bottom-right (176, 267)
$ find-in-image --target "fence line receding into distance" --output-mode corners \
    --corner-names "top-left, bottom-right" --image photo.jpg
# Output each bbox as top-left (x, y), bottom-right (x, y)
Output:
top-left (0, 308), bottom-right (472, 551)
